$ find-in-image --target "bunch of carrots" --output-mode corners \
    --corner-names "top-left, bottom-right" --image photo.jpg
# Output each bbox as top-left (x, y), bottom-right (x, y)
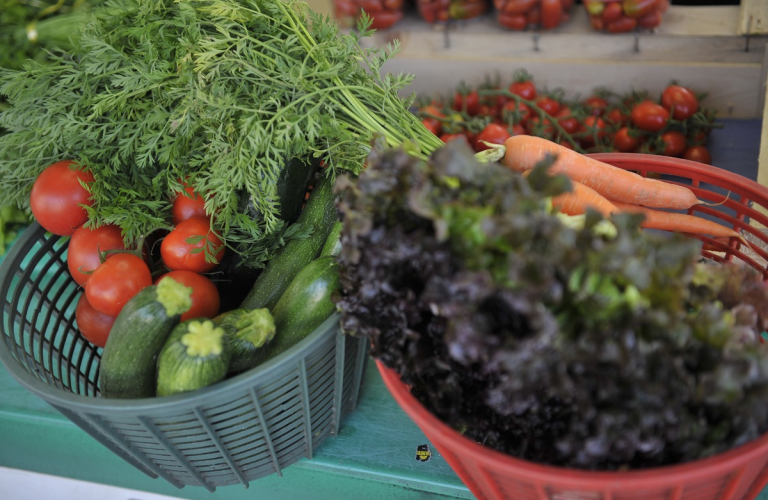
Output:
top-left (498, 136), bottom-right (745, 245)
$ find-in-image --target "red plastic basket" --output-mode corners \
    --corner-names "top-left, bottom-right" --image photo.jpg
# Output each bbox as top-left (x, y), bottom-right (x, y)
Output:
top-left (376, 153), bottom-right (768, 500)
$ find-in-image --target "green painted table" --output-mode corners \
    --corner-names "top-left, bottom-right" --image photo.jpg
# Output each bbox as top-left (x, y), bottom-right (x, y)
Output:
top-left (1, 118), bottom-right (767, 500)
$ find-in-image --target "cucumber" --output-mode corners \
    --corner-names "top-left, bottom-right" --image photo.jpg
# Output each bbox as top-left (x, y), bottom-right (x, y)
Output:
top-left (99, 278), bottom-right (193, 399)
top-left (214, 308), bottom-right (276, 373)
top-left (156, 319), bottom-right (230, 397)
top-left (254, 256), bottom-right (340, 366)
top-left (240, 174), bottom-right (338, 311)
top-left (242, 156), bottom-right (320, 224)
top-left (320, 221), bottom-right (343, 258)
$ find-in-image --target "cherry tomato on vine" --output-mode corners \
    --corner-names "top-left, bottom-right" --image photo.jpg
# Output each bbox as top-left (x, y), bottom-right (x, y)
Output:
top-left (501, 100), bottom-right (532, 124)
top-left (526, 115), bottom-right (555, 137)
top-left (606, 108), bottom-right (630, 127)
top-left (613, 127), bottom-right (641, 153)
top-left (580, 116), bottom-right (608, 147)
top-left (683, 146), bottom-right (712, 165)
top-left (555, 107), bottom-right (580, 134)
top-left (172, 186), bottom-right (208, 225)
top-left (453, 90), bottom-right (481, 116)
top-left (584, 96), bottom-right (609, 116)
top-left (76, 293), bottom-right (117, 348)
top-left (535, 96), bottom-right (562, 117)
top-left (86, 253), bottom-right (152, 317)
top-left (661, 85), bottom-right (699, 121)
top-left (660, 131), bottom-right (687, 157)
top-left (157, 270), bottom-right (220, 322)
top-left (67, 224), bottom-right (126, 286)
top-left (511, 123), bottom-right (527, 136)
top-left (631, 100), bottom-right (670, 132)
top-left (30, 160), bottom-right (95, 237)
top-left (161, 216), bottom-right (225, 273)
top-left (509, 80), bottom-right (537, 101)
top-left (474, 123), bottom-right (512, 152)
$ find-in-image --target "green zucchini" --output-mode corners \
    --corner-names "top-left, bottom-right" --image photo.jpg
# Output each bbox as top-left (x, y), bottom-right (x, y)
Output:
top-left (240, 174), bottom-right (338, 311)
top-left (254, 256), bottom-right (340, 365)
top-left (99, 278), bottom-right (193, 399)
top-left (156, 319), bottom-right (230, 397)
top-left (320, 221), bottom-right (343, 258)
top-left (214, 308), bottom-right (276, 373)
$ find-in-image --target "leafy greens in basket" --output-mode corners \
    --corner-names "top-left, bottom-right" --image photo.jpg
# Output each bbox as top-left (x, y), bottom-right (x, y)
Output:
top-left (0, 0), bottom-right (442, 266)
top-left (334, 140), bottom-right (768, 471)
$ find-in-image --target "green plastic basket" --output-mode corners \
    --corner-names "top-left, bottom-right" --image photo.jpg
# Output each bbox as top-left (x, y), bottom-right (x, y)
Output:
top-left (0, 223), bottom-right (369, 491)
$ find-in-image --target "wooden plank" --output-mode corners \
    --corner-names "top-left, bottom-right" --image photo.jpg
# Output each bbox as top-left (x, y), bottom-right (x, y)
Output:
top-left (739, 0), bottom-right (768, 36)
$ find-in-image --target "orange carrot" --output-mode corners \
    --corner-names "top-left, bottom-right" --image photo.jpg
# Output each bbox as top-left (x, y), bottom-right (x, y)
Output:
top-left (613, 201), bottom-right (744, 240)
top-left (523, 171), bottom-right (618, 218)
top-left (502, 136), bottom-right (700, 210)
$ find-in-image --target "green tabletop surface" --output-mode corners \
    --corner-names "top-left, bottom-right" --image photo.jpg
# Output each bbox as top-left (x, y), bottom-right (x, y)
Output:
top-left (1, 118), bottom-right (766, 500)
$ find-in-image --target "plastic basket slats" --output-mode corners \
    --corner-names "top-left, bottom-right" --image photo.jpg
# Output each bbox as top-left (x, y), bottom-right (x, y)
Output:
top-left (743, 457), bottom-right (768, 500)
top-left (613, 488), bottom-right (680, 500)
top-left (488, 472), bottom-right (541, 500)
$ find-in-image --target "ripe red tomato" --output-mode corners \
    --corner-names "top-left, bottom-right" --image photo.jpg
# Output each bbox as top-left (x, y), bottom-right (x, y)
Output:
top-left (498, 13), bottom-right (528, 30)
top-left (422, 118), bottom-right (442, 136)
top-left (30, 160), bottom-right (95, 236)
top-left (631, 100), bottom-right (670, 132)
top-left (172, 186), bottom-right (208, 226)
top-left (661, 85), bottom-right (699, 121)
top-left (76, 293), bottom-right (117, 348)
top-left (540, 0), bottom-right (563, 29)
top-left (613, 127), bottom-right (641, 152)
top-left (501, 100), bottom-right (532, 124)
top-left (511, 123), bottom-right (527, 136)
top-left (474, 123), bottom-right (512, 152)
top-left (509, 80), bottom-right (537, 101)
top-left (535, 96), bottom-right (562, 117)
top-left (526, 115), bottom-right (555, 137)
top-left (580, 116), bottom-right (608, 147)
top-left (623, 0), bottom-right (661, 18)
top-left (453, 90), bottom-right (481, 116)
top-left (161, 216), bottom-right (225, 273)
top-left (439, 133), bottom-right (469, 145)
top-left (606, 108), bottom-right (630, 127)
top-left (157, 270), bottom-right (220, 321)
top-left (67, 224), bottom-right (126, 286)
top-left (85, 253), bottom-right (152, 317)
top-left (584, 96), bottom-right (609, 116)
top-left (501, 0), bottom-right (538, 14)
top-left (683, 146), bottom-right (712, 165)
top-left (638, 9), bottom-right (662, 28)
top-left (606, 16), bottom-right (637, 33)
top-left (601, 2), bottom-right (623, 23)
top-left (368, 10), bottom-right (404, 30)
top-left (555, 107), bottom-right (580, 134)
top-left (527, 6), bottom-right (541, 25)
top-left (660, 131), bottom-right (687, 157)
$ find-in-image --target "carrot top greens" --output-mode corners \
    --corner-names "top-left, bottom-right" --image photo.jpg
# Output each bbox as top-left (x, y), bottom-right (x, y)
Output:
top-left (0, 0), bottom-right (442, 266)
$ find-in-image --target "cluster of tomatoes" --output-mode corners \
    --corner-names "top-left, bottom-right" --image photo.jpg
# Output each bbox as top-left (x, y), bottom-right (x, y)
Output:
top-left (584, 0), bottom-right (668, 33)
top-left (29, 160), bottom-right (226, 348)
top-left (416, 74), bottom-right (716, 164)
top-left (494, 0), bottom-right (573, 31)
top-left (333, 0), bottom-right (406, 30)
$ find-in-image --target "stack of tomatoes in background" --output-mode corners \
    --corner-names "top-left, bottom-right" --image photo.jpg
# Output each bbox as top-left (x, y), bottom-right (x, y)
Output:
top-left (332, 0), bottom-right (409, 29)
top-left (30, 160), bottom-right (223, 348)
top-left (584, 0), bottom-right (670, 33)
top-left (495, 0), bottom-right (574, 31)
top-left (416, 71), bottom-right (717, 164)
